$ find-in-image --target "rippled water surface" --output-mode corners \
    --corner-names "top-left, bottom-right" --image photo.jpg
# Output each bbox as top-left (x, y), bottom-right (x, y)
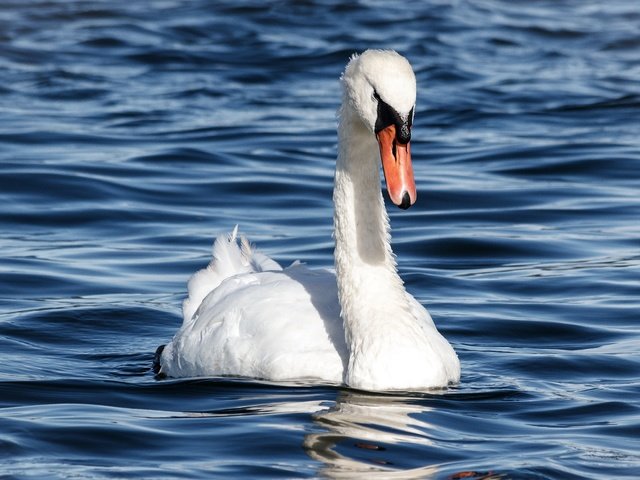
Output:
top-left (1, 1), bottom-right (639, 478)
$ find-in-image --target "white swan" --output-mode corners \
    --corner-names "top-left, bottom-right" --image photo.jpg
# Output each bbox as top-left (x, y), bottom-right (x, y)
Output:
top-left (156, 50), bottom-right (460, 391)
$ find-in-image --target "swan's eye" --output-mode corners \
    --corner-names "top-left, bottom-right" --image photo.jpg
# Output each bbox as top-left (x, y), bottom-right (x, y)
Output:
top-left (372, 90), bottom-right (381, 102)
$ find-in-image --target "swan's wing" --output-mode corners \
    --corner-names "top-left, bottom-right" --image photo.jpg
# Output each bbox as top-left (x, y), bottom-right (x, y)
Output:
top-left (161, 264), bottom-right (346, 382)
top-left (182, 227), bottom-right (282, 324)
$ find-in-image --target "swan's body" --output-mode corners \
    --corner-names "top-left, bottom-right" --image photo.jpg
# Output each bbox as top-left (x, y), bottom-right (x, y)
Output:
top-left (157, 50), bottom-right (460, 391)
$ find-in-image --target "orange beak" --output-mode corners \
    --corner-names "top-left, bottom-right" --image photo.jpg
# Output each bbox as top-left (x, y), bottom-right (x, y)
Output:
top-left (376, 124), bottom-right (417, 209)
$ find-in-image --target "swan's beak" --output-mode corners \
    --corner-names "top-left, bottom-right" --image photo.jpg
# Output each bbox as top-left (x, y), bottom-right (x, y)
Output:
top-left (376, 124), bottom-right (417, 209)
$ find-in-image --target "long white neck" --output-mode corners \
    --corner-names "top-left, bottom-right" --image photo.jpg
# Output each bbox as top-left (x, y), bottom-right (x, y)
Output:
top-left (333, 105), bottom-right (416, 388)
top-left (333, 107), bottom-right (396, 275)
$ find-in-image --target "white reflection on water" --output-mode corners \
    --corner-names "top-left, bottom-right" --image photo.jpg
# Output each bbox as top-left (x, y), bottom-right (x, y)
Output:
top-left (304, 390), bottom-right (440, 479)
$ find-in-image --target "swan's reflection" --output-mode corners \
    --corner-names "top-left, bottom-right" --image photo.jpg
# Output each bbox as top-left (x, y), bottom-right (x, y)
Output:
top-left (304, 390), bottom-right (439, 479)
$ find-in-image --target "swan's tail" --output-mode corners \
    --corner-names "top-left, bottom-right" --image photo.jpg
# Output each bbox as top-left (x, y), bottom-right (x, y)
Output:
top-left (181, 226), bottom-right (282, 324)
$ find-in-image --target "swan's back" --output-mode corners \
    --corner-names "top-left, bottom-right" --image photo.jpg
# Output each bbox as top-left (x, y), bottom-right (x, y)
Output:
top-left (159, 229), bottom-right (346, 382)
top-left (182, 226), bottom-right (281, 324)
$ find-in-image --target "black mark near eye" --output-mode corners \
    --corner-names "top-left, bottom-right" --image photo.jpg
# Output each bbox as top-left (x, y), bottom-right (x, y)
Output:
top-left (375, 95), bottom-right (412, 144)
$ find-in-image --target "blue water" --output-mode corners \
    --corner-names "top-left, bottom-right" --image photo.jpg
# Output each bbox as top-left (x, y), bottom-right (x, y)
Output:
top-left (1, 0), bottom-right (639, 478)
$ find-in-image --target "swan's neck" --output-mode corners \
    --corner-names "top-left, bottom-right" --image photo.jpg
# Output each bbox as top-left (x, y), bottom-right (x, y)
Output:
top-left (334, 109), bottom-right (396, 273)
top-left (333, 107), bottom-right (415, 387)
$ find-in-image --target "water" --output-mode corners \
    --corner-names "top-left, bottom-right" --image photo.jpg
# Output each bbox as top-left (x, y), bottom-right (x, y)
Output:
top-left (1, 0), bottom-right (639, 478)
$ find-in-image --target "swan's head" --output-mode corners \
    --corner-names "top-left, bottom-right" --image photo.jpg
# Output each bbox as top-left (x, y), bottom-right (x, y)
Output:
top-left (341, 50), bottom-right (417, 209)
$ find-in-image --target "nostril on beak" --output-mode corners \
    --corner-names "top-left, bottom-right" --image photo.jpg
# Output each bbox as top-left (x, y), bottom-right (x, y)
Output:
top-left (397, 124), bottom-right (411, 144)
top-left (398, 191), bottom-right (411, 210)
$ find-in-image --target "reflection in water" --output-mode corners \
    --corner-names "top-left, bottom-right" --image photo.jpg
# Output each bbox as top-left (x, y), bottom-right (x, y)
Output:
top-left (304, 390), bottom-right (439, 479)
top-left (304, 391), bottom-right (504, 479)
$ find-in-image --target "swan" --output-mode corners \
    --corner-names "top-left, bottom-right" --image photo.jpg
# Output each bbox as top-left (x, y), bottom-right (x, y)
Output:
top-left (155, 50), bottom-right (460, 391)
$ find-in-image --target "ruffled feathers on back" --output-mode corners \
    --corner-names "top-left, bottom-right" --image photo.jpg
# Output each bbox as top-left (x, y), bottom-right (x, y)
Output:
top-left (182, 226), bottom-right (281, 324)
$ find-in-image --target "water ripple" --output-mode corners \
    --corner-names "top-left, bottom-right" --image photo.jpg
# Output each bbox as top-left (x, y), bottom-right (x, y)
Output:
top-left (1, 0), bottom-right (639, 478)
